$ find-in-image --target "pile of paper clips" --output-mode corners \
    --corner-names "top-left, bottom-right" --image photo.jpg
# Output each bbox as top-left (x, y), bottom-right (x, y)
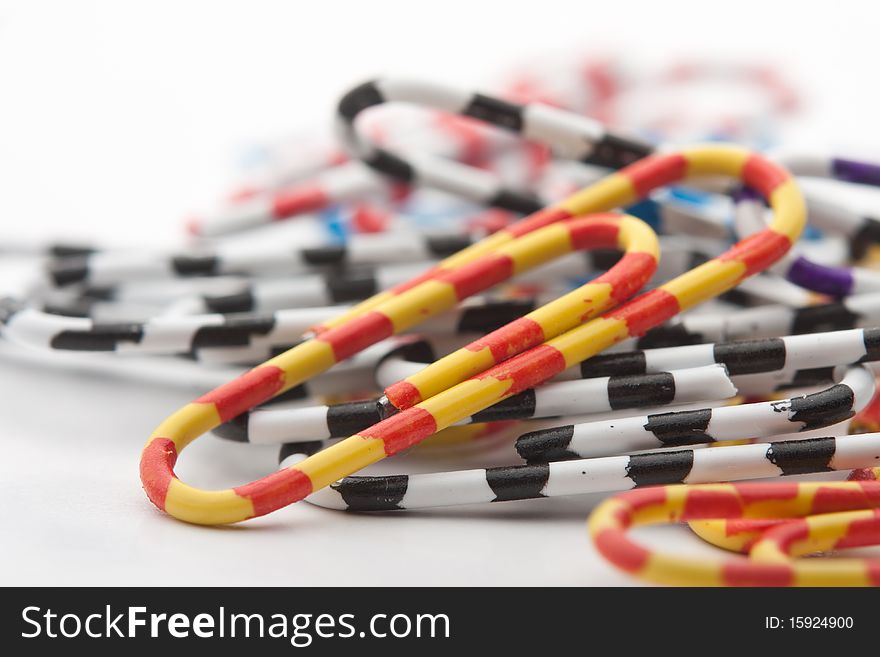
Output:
top-left (3, 56), bottom-right (880, 586)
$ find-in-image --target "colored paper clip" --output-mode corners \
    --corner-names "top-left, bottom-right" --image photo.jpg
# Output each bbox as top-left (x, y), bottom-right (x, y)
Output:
top-left (138, 144), bottom-right (805, 525)
top-left (294, 361), bottom-right (878, 511)
top-left (588, 466), bottom-right (880, 586)
top-left (190, 79), bottom-right (653, 238)
top-left (304, 434), bottom-right (880, 512)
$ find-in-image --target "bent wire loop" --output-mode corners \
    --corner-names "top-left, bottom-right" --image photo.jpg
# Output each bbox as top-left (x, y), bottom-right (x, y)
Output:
top-left (588, 467), bottom-right (880, 586)
top-left (190, 78), bottom-right (653, 237)
top-left (139, 144), bottom-right (806, 525)
top-left (310, 79), bottom-right (655, 334)
top-left (336, 77), bottom-right (654, 214)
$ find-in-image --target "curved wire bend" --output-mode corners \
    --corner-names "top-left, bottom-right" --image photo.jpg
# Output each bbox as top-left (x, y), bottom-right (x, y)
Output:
top-left (140, 145), bottom-right (805, 525)
top-left (588, 469), bottom-right (880, 586)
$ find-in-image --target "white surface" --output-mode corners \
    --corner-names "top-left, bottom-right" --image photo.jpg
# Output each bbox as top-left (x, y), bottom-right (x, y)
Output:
top-left (2, 0), bottom-right (880, 586)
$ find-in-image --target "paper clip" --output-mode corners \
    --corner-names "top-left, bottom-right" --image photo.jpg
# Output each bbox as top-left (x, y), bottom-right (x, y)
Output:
top-left (189, 79), bottom-right (653, 238)
top-left (588, 466), bottom-right (880, 586)
top-left (139, 144), bottom-right (805, 525)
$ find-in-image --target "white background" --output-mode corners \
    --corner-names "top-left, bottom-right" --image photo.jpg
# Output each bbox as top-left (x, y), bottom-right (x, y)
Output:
top-left (1, 0), bottom-right (880, 586)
